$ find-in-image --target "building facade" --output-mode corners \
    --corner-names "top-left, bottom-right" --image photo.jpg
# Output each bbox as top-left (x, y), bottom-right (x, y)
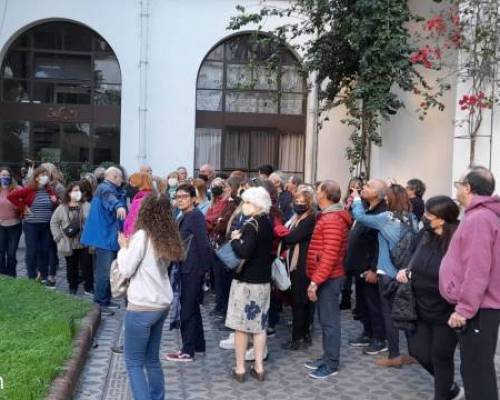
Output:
top-left (0, 0), bottom-right (498, 197)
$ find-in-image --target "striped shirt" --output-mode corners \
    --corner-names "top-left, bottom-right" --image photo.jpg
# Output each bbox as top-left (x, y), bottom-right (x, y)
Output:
top-left (24, 190), bottom-right (53, 223)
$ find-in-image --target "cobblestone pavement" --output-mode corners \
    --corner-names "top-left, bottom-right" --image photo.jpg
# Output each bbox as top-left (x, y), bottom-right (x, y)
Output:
top-left (13, 241), bottom-right (500, 400)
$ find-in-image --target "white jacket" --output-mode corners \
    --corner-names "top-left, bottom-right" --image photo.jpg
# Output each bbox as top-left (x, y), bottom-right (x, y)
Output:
top-left (117, 229), bottom-right (173, 311)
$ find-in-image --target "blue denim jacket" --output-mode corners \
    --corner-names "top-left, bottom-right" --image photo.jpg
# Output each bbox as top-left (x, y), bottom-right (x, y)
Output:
top-left (80, 180), bottom-right (126, 251)
top-left (351, 198), bottom-right (417, 278)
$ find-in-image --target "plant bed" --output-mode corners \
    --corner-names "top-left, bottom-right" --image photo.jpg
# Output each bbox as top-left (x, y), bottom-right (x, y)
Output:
top-left (0, 276), bottom-right (95, 400)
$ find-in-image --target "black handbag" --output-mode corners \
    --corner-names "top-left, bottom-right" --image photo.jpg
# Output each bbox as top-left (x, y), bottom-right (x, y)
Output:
top-left (63, 208), bottom-right (81, 238)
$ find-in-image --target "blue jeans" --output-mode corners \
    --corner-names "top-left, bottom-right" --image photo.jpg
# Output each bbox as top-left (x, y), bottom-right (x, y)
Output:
top-left (0, 223), bottom-right (22, 277)
top-left (124, 310), bottom-right (168, 400)
top-left (94, 248), bottom-right (116, 306)
top-left (23, 222), bottom-right (51, 279)
top-left (317, 276), bottom-right (345, 370)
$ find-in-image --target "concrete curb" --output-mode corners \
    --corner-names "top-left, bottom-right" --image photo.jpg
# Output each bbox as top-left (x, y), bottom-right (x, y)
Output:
top-left (46, 304), bottom-right (101, 400)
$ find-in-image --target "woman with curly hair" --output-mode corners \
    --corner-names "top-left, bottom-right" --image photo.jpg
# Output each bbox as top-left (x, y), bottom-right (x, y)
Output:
top-left (117, 192), bottom-right (184, 400)
top-left (123, 172), bottom-right (154, 238)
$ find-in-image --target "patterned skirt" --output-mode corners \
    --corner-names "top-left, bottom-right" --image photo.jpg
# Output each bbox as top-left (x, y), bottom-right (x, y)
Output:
top-left (225, 280), bottom-right (271, 334)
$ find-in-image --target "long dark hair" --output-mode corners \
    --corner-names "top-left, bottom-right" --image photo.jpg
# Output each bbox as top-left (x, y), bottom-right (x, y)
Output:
top-left (63, 181), bottom-right (82, 204)
top-left (425, 196), bottom-right (460, 252)
top-left (135, 193), bottom-right (184, 262)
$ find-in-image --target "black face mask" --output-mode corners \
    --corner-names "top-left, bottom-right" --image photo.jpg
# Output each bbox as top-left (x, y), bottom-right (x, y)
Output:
top-left (293, 203), bottom-right (308, 215)
top-left (211, 186), bottom-right (224, 197)
top-left (199, 174), bottom-right (209, 182)
top-left (422, 217), bottom-right (433, 232)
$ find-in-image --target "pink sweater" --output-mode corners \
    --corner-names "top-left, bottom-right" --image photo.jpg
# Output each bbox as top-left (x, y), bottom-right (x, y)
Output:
top-left (0, 189), bottom-right (20, 226)
top-left (123, 190), bottom-right (151, 237)
top-left (439, 195), bottom-right (500, 319)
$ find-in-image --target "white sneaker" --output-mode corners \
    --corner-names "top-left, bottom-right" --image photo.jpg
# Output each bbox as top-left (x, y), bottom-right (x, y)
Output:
top-left (245, 346), bottom-right (268, 361)
top-left (219, 333), bottom-right (235, 350)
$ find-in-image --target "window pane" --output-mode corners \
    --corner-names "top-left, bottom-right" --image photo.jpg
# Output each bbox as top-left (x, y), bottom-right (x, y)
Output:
top-left (34, 53), bottom-right (92, 80)
top-left (12, 34), bottom-right (30, 49)
top-left (94, 54), bottom-right (121, 84)
top-left (2, 80), bottom-right (29, 102)
top-left (206, 45), bottom-right (224, 61)
top-left (254, 65), bottom-right (278, 90)
top-left (95, 37), bottom-right (113, 53)
top-left (32, 122), bottom-right (61, 162)
top-left (250, 130), bottom-right (277, 169)
top-left (227, 64), bottom-right (251, 89)
top-left (279, 133), bottom-right (304, 173)
top-left (33, 81), bottom-right (92, 104)
top-left (226, 36), bottom-right (274, 62)
top-left (281, 65), bottom-right (304, 92)
top-left (93, 125), bottom-right (120, 164)
top-left (223, 129), bottom-right (250, 170)
top-left (94, 84), bottom-right (121, 106)
top-left (196, 90), bottom-right (222, 111)
top-left (226, 37), bottom-right (250, 62)
top-left (61, 123), bottom-right (90, 162)
top-left (2, 51), bottom-right (30, 79)
top-left (197, 61), bottom-right (223, 89)
top-left (33, 25), bottom-right (63, 50)
top-left (280, 93), bottom-right (304, 115)
top-left (0, 121), bottom-right (29, 164)
top-left (226, 92), bottom-right (278, 114)
top-left (194, 128), bottom-right (222, 170)
top-left (63, 24), bottom-right (92, 51)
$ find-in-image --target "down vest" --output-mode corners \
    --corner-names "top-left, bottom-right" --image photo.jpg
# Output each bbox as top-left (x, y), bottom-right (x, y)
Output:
top-left (306, 207), bottom-right (352, 285)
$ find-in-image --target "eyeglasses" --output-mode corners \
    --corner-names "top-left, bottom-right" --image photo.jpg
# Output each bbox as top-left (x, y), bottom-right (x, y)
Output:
top-left (175, 194), bottom-right (191, 200)
top-left (453, 180), bottom-right (465, 189)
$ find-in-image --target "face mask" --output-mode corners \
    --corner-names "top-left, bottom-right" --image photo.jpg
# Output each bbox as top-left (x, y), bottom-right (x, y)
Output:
top-left (168, 178), bottom-right (178, 188)
top-left (198, 174), bottom-right (209, 182)
top-left (0, 176), bottom-right (11, 187)
top-left (70, 191), bottom-right (82, 202)
top-left (38, 175), bottom-right (49, 186)
top-left (293, 203), bottom-right (308, 215)
top-left (211, 186), bottom-right (224, 197)
top-left (422, 217), bottom-right (433, 232)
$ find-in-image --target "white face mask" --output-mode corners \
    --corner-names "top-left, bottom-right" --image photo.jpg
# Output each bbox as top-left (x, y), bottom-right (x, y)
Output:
top-left (70, 191), bottom-right (82, 202)
top-left (168, 178), bottom-right (179, 188)
top-left (38, 175), bottom-right (49, 186)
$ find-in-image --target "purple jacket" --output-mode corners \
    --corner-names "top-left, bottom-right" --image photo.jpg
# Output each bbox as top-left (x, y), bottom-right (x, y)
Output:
top-left (123, 190), bottom-right (151, 237)
top-left (439, 195), bottom-right (500, 319)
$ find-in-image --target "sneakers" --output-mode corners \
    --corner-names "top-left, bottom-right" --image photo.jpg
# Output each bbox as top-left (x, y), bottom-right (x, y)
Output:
top-left (363, 340), bottom-right (388, 355)
top-left (111, 345), bottom-right (123, 354)
top-left (101, 308), bottom-right (115, 317)
top-left (374, 356), bottom-right (403, 368)
top-left (450, 383), bottom-right (465, 400)
top-left (309, 365), bottom-right (338, 379)
top-left (304, 358), bottom-right (324, 371)
top-left (165, 351), bottom-right (193, 362)
top-left (106, 302), bottom-right (121, 310)
top-left (281, 339), bottom-right (308, 351)
top-left (84, 290), bottom-right (94, 297)
top-left (245, 346), bottom-right (268, 361)
top-left (45, 280), bottom-right (56, 289)
top-left (219, 333), bottom-right (235, 350)
top-left (266, 328), bottom-right (276, 337)
top-left (349, 334), bottom-right (371, 347)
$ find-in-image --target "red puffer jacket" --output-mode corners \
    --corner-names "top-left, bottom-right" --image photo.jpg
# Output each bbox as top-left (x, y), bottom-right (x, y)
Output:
top-left (306, 208), bottom-right (352, 285)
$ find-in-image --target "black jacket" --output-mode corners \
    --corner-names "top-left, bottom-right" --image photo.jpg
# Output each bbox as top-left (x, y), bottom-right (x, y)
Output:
top-left (410, 197), bottom-right (425, 221)
top-left (232, 214), bottom-right (274, 284)
top-left (178, 208), bottom-right (212, 276)
top-left (409, 232), bottom-right (454, 324)
top-left (344, 200), bottom-right (387, 275)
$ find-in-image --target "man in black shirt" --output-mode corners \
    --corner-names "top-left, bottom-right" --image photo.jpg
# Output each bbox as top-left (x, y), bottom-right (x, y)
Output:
top-left (344, 184), bottom-right (388, 355)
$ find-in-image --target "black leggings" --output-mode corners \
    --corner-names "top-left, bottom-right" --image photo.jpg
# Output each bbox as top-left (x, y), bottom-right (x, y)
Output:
top-left (408, 319), bottom-right (457, 400)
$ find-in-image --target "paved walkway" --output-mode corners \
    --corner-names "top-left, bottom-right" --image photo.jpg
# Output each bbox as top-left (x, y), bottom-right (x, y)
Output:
top-left (13, 241), bottom-right (500, 400)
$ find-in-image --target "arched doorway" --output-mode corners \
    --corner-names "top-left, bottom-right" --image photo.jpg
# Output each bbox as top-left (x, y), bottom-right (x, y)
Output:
top-left (0, 21), bottom-right (121, 179)
top-left (194, 33), bottom-right (307, 178)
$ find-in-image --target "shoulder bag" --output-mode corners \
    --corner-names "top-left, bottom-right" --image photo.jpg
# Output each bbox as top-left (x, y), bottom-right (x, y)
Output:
top-left (272, 241), bottom-right (291, 291)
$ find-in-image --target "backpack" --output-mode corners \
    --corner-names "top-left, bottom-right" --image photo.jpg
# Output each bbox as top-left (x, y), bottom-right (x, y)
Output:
top-left (390, 215), bottom-right (418, 270)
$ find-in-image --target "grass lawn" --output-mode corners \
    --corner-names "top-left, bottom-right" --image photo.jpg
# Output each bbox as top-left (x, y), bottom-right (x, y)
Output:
top-left (0, 276), bottom-right (92, 400)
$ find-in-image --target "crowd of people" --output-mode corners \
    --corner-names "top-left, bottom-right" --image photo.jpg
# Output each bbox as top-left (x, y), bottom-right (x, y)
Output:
top-left (0, 161), bottom-right (499, 400)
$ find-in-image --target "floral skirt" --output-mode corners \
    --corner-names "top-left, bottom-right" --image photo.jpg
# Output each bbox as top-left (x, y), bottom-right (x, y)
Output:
top-left (225, 280), bottom-right (271, 334)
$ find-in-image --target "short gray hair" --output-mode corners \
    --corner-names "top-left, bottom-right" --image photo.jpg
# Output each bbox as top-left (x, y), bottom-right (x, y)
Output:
top-left (241, 187), bottom-right (272, 214)
top-left (105, 166), bottom-right (122, 179)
